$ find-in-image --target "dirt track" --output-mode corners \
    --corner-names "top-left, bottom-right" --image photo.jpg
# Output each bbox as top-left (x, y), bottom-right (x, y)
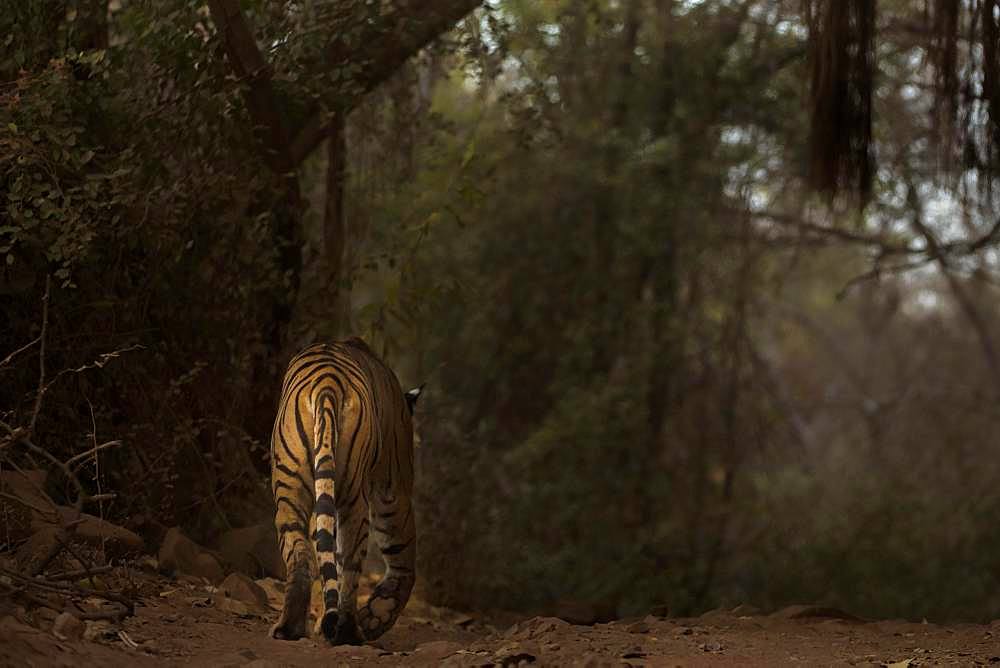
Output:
top-left (4, 571), bottom-right (1000, 667)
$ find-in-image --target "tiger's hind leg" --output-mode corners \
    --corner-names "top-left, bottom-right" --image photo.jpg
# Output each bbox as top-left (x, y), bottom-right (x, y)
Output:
top-left (357, 493), bottom-right (416, 641)
top-left (324, 487), bottom-right (368, 645)
top-left (269, 456), bottom-right (313, 640)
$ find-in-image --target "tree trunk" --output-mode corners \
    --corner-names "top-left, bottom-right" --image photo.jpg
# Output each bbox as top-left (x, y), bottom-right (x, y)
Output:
top-left (270, 176), bottom-right (305, 352)
top-left (324, 114), bottom-right (351, 337)
top-left (591, 0), bottom-right (640, 374)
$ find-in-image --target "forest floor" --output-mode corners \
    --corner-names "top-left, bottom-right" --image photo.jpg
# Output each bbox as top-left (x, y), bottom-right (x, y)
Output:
top-left (3, 568), bottom-right (1000, 668)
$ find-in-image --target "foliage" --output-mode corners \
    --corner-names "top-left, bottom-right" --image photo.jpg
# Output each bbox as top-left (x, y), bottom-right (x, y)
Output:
top-left (1, 1), bottom-right (285, 537)
top-left (371, 0), bottom-right (808, 616)
top-left (4, 0), bottom-right (1000, 625)
top-left (365, 0), bottom-right (1000, 622)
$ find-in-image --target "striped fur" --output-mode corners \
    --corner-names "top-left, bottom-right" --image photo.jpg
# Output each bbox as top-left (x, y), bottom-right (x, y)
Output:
top-left (268, 338), bottom-right (418, 646)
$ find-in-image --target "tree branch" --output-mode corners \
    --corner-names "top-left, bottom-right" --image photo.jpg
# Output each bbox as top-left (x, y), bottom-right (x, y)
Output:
top-left (746, 209), bottom-right (921, 255)
top-left (211, 0), bottom-right (482, 170)
top-left (905, 181), bottom-right (1000, 398)
top-left (291, 0), bottom-right (484, 163)
top-left (324, 115), bottom-right (349, 335)
top-left (28, 276), bottom-right (50, 436)
top-left (345, 0), bottom-right (483, 92)
top-left (0, 335), bottom-right (40, 371)
top-left (207, 0), bottom-right (294, 173)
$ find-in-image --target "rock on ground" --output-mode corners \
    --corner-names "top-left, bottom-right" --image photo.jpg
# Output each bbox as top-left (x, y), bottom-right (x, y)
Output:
top-left (157, 527), bottom-right (225, 584)
top-left (214, 524), bottom-right (284, 580)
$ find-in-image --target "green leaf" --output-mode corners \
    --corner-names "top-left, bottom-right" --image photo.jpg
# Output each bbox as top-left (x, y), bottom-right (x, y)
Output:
top-left (461, 138), bottom-right (477, 169)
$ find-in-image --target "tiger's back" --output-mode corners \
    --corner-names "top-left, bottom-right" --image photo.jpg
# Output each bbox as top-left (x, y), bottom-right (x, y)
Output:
top-left (269, 337), bottom-right (418, 646)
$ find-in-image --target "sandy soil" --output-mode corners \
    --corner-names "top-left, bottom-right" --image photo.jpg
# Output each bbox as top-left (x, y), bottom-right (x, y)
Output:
top-left (3, 572), bottom-right (1000, 667)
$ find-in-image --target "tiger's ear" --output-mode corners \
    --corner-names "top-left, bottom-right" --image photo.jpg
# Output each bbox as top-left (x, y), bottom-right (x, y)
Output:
top-left (405, 383), bottom-right (425, 413)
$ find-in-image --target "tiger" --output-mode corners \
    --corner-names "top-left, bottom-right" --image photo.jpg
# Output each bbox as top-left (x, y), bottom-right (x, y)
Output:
top-left (268, 337), bottom-right (421, 646)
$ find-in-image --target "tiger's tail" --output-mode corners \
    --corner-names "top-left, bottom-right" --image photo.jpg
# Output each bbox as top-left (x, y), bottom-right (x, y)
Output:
top-left (312, 390), bottom-right (339, 640)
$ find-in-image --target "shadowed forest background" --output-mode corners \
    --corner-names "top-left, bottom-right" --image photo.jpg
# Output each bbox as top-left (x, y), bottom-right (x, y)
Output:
top-left (5, 0), bottom-right (1000, 628)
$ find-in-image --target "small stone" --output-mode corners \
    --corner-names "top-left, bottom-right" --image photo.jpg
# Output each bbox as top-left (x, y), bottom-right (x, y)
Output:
top-left (254, 577), bottom-right (285, 610)
top-left (731, 604), bottom-right (761, 616)
top-left (83, 619), bottom-right (117, 642)
top-left (552, 600), bottom-right (614, 626)
top-left (415, 640), bottom-right (464, 659)
top-left (494, 652), bottom-right (536, 666)
top-left (31, 606), bottom-right (59, 630)
top-left (212, 594), bottom-right (257, 618)
top-left (452, 613), bottom-right (475, 627)
top-left (328, 645), bottom-right (380, 659)
top-left (677, 627), bottom-right (694, 635)
top-left (507, 616), bottom-right (570, 640)
top-left (648, 603), bottom-right (670, 618)
top-left (626, 620), bottom-right (650, 634)
top-left (699, 641), bottom-right (724, 653)
top-left (52, 612), bottom-right (84, 641)
top-left (771, 605), bottom-right (862, 622)
top-left (219, 572), bottom-right (269, 610)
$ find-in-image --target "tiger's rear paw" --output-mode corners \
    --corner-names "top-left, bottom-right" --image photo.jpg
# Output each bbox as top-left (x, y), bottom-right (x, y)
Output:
top-left (320, 610), bottom-right (339, 641)
top-left (270, 617), bottom-right (307, 641)
top-left (327, 613), bottom-right (364, 646)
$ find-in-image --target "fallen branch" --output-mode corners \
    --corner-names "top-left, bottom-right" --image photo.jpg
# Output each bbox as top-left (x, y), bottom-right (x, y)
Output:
top-left (0, 491), bottom-right (52, 517)
top-left (0, 581), bottom-right (62, 611)
top-left (53, 531), bottom-right (109, 589)
top-left (4, 428), bottom-right (88, 514)
top-left (47, 565), bottom-right (114, 581)
top-left (0, 566), bottom-right (136, 618)
top-left (77, 607), bottom-right (129, 622)
top-left (1, 578), bottom-right (130, 621)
